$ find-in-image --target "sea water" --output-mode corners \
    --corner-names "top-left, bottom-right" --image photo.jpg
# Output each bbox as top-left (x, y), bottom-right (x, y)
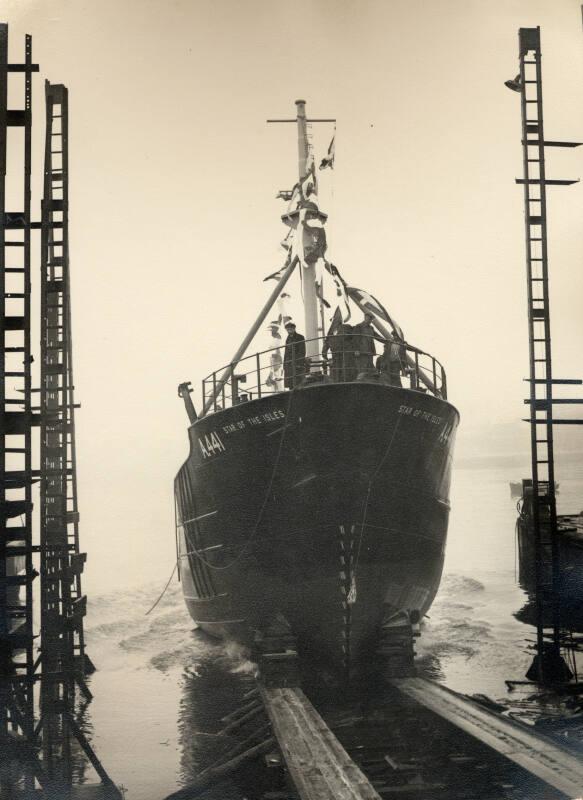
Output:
top-left (78, 455), bottom-right (583, 798)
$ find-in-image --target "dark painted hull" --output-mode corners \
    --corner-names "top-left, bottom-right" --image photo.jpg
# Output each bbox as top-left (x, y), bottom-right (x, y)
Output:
top-left (175, 381), bottom-right (458, 671)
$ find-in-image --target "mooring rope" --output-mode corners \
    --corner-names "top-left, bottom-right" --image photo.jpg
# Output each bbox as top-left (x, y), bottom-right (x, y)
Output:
top-left (145, 562), bottom-right (178, 616)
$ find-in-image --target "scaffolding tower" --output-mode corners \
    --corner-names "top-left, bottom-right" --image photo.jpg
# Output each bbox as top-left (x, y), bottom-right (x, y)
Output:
top-left (513, 26), bottom-right (583, 684)
top-left (0, 25), bottom-right (120, 797)
top-left (38, 80), bottom-right (119, 793)
top-left (0, 24), bottom-right (39, 792)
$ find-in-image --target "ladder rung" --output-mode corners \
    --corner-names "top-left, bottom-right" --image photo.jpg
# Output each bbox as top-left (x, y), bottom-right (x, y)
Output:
top-left (4, 346), bottom-right (25, 352)
top-left (544, 398), bottom-right (583, 405)
top-left (5, 547), bottom-right (33, 558)
top-left (7, 63), bottom-right (40, 73)
top-left (524, 379), bottom-right (582, 384)
top-left (4, 316), bottom-right (25, 330)
top-left (6, 110), bottom-right (26, 126)
top-left (523, 418), bottom-right (583, 425)
top-left (0, 573), bottom-right (34, 587)
top-left (5, 268), bottom-right (25, 273)
top-left (5, 371), bottom-right (26, 377)
top-left (516, 178), bottom-right (579, 186)
top-left (543, 141), bottom-right (583, 148)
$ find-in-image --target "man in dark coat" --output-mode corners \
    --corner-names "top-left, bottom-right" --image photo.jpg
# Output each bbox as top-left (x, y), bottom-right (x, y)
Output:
top-left (283, 321), bottom-right (306, 389)
top-left (352, 312), bottom-right (377, 373)
top-left (323, 323), bottom-right (355, 382)
top-left (377, 336), bottom-right (405, 387)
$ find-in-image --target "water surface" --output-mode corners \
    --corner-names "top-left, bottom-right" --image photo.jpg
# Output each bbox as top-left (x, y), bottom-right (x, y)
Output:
top-left (80, 456), bottom-right (583, 797)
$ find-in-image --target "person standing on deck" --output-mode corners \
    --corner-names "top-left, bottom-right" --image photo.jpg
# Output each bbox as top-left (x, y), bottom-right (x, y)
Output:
top-left (283, 321), bottom-right (306, 389)
top-left (323, 323), bottom-right (356, 382)
top-left (377, 336), bottom-right (405, 387)
top-left (353, 312), bottom-right (377, 373)
top-left (265, 320), bottom-right (284, 391)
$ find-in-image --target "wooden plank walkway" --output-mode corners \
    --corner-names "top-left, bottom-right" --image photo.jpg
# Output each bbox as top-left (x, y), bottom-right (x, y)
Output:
top-left (392, 677), bottom-right (583, 799)
top-left (261, 686), bottom-right (381, 800)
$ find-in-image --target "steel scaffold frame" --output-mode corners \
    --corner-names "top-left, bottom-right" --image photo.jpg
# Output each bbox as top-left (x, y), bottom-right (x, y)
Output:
top-left (38, 79), bottom-right (120, 795)
top-left (514, 26), bottom-right (583, 684)
top-left (0, 26), bottom-right (39, 793)
top-left (0, 24), bottom-right (120, 796)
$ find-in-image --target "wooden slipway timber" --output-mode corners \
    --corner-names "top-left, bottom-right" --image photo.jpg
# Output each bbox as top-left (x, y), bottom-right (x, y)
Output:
top-left (260, 686), bottom-right (381, 800)
top-left (392, 677), bottom-right (583, 798)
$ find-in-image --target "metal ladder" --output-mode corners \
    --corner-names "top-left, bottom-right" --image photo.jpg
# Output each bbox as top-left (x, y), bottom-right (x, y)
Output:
top-left (0, 26), bottom-right (39, 792)
top-left (514, 26), bottom-right (583, 683)
top-left (39, 81), bottom-right (118, 791)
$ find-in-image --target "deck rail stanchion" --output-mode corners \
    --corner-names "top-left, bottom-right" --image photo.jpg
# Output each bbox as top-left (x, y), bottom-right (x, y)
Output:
top-left (201, 336), bottom-right (447, 412)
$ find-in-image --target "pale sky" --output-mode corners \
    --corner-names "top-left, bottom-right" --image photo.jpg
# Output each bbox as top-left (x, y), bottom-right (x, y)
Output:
top-left (5, 0), bottom-right (583, 592)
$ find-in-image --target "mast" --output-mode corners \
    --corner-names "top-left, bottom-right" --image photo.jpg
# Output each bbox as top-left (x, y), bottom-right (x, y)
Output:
top-left (295, 100), bottom-right (320, 367)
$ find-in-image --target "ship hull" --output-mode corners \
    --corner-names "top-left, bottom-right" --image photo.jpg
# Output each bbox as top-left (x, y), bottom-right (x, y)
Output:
top-left (175, 381), bottom-right (458, 672)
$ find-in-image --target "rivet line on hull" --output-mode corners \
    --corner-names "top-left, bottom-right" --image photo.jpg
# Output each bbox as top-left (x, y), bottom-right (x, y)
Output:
top-left (338, 524), bottom-right (356, 672)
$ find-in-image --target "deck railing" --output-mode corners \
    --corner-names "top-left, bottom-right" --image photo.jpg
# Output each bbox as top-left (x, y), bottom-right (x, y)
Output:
top-left (201, 334), bottom-right (447, 415)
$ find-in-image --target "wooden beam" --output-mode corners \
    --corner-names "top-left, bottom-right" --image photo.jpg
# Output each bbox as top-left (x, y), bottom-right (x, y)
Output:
top-left (392, 677), bottom-right (583, 798)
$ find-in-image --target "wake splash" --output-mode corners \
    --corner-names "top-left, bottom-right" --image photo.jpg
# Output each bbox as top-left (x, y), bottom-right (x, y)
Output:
top-left (85, 582), bottom-right (260, 677)
top-left (85, 581), bottom-right (204, 673)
